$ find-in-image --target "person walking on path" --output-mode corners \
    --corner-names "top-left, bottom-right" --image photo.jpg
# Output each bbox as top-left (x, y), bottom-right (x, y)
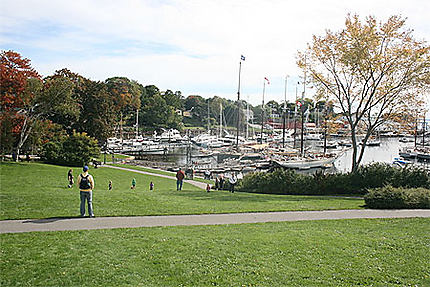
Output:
top-left (176, 168), bottom-right (185, 191)
top-left (77, 165), bottom-right (95, 217)
top-left (67, 169), bottom-right (74, 188)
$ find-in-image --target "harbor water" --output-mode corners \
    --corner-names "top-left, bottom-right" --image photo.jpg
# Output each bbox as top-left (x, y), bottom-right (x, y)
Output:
top-left (129, 137), bottom-right (428, 174)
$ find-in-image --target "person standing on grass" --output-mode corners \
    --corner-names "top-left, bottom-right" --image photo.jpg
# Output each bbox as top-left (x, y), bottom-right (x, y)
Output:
top-left (229, 173), bottom-right (237, 193)
top-left (206, 183), bottom-right (211, 193)
top-left (78, 165), bottom-right (95, 217)
top-left (67, 169), bottom-right (74, 188)
top-left (131, 178), bottom-right (136, 189)
top-left (149, 181), bottom-right (154, 191)
top-left (219, 175), bottom-right (225, 190)
top-left (108, 180), bottom-right (112, 191)
top-left (176, 168), bottom-right (185, 191)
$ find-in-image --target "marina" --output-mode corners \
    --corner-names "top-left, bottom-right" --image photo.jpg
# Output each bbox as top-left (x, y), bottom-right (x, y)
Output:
top-left (106, 131), bottom-right (430, 176)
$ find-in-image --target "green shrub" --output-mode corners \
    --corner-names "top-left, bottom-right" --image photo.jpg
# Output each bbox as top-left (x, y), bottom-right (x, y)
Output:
top-left (353, 163), bottom-right (394, 190)
top-left (240, 169), bottom-right (315, 195)
top-left (315, 172), bottom-right (361, 195)
top-left (364, 186), bottom-right (430, 209)
top-left (41, 131), bottom-right (100, 166)
top-left (239, 163), bottom-right (430, 196)
top-left (391, 167), bottom-right (430, 188)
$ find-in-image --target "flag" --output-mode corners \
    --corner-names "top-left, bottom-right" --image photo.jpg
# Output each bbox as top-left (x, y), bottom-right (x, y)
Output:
top-left (241, 55), bottom-right (245, 61)
top-left (264, 77), bottom-right (270, 84)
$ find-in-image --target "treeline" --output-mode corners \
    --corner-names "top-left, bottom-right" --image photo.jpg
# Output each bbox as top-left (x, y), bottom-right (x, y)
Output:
top-left (1, 50), bottom-right (332, 157)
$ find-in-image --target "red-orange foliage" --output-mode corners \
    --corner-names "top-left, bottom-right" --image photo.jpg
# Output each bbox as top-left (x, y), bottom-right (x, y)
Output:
top-left (0, 50), bottom-right (41, 111)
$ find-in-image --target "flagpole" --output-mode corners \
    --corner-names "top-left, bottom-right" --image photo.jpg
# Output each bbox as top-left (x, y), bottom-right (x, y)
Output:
top-left (236, 57), bottom-right (243, 149)
top-left (260, 79), bottom-right (266, 144)
top-left (282, 75), bottom-right (289, 148)
top-left (293, 82), bottom-right (298, 149)
top-left (301, 56), bottom-right (307, 157)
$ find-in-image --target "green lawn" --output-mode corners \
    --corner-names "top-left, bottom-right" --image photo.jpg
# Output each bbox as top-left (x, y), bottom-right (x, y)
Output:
top-left (95, 153), bottom-right (130, 163)
top-left (0, 162), bottom-right (364, 220)
top-left (111, 163), bottom-right (214, 184)
top-left (1, 218), bottom-right (429, 286)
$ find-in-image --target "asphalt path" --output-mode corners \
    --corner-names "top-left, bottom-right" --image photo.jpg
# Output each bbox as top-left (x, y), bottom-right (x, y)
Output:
top-left (1, 209), bottom-right (429, 234)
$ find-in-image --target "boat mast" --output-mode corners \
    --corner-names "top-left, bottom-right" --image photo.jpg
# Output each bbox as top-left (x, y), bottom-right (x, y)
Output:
top-left (301, 56), bottom-right (306, 157)
top-left (246, 97), bottom-right (249, 140)
top-left (135, 109), bottom-right (139, 138)
top-left (236, 55), bottom-right (244, 149)
top-left (423, 113), bottom-right (427, 147)
top-left (120, 112), bottom-right (123, 144)
top-left (219, 102), bottom-right (222, 137)
top-left (207, 100), bottom-right (210, 133)
top-left (283, 75), bottom-right (289, 148)
top-left (260, 78), bottom-right (267, 144)
top-left (293, 82), bottom-right (298, 149)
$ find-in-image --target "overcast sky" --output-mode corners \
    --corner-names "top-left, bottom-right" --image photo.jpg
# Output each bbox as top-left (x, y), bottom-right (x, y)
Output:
top-left (1, 0), bottom-right (429, 106)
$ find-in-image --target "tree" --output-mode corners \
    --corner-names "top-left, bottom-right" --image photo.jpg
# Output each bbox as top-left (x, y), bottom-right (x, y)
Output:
top-left (162, 90), bottom-right (184, 110)
top-left (12, 76), bottom-right (77, 160)
top-left (184, 95), bottom-right (207, 126)
top-left (298, 14), bottom-right (430, 171)
top-left (0, 51), bottom-right (41, 157)
top-left (79, 80), bottom-right (117, 144)
top-left (105, 77), bottom-right (141, 114)
top-left (43, 76), bottom-right (80, 133)
top-left (139, 85), bottom-right (182, 130)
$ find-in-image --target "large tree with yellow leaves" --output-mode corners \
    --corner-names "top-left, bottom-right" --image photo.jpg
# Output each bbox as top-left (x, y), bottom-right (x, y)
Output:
top-left (298, 15), bottom-right (430, 171)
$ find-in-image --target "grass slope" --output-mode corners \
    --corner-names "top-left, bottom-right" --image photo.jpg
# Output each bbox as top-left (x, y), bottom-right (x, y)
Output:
top-left (111, 163), bottom-right (214, 184)
top-left (1, 218), bottom-right (429, 286)
top-left (0, 162), bottom-right (364, 220)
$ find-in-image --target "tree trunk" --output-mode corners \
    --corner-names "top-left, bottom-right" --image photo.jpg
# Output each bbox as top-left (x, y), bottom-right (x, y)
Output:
top-left (15, 116), bottom-right (34, 162)
top-left (350, 128), bottom-right (359, 172)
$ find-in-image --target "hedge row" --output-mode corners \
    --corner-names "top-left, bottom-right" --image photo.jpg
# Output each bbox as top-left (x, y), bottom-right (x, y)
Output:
top-left (364, 186), bottom-right (430, 209)
top-left (238, 163), bottom-right (430, 195)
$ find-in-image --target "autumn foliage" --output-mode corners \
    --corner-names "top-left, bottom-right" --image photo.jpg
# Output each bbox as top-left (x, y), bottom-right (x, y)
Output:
top-left (0, 50), bottom-right (41, 111)
top-left (298, 15), bottom-right (430, 171)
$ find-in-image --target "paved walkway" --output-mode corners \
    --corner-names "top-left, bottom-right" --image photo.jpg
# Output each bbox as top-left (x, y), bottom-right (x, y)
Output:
top-left (106, 165), bottom-right (207, 189)
top-left (1, 209), bottom-right (429, 234)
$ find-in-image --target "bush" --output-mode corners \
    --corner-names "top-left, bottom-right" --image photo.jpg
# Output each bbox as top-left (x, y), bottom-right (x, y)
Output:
top-left (41, 131), bottom-right (100, 166)
top-left (391, 167), bottom-right (430, 188)
top-left (352, 163), bottom-right (394, 190)
top-left (240, 169), bottom-right (317, 195)
top-left (238, 163), bottom-right (430, 196)
top-left (364, 186), bottom-right (430, 209)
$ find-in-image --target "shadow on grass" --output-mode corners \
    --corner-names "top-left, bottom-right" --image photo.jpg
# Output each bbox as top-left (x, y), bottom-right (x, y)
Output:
top-left (23, 216), bottom-right (85, 224)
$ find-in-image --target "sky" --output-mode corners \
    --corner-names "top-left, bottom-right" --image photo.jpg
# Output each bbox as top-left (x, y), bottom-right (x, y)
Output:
top-left (1, 0), bottom-right (429, 107)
